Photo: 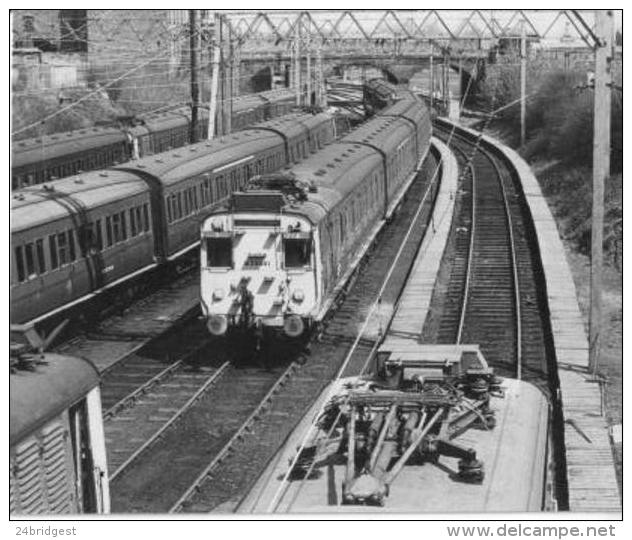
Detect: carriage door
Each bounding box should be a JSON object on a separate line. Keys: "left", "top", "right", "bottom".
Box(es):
{"left": 68, "top": 400, "right": 98, "bottom": 512}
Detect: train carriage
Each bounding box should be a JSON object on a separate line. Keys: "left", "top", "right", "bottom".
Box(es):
{"left": 11, "top": 88, "right": 296, "bottom": 188}
{"left": 11, "top": 111, "right": 338, "bottom": 334}
{"left": 10, "top": 349, "right": 109, "bottom": 514}
{"left": 12, "top": 127, "right": 129, "bottom": 190}
{"left": 11, "top": 174, "right": 155, "bottom": 326}
{"left": 200, "top": 94, "right": 431, "bottom": 337}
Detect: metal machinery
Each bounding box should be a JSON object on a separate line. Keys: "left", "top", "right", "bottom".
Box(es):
{"left": 292, "top": 345, "right": 503, "bottom": 506}
{"left": 10, "top": 345, "right": 110, "bottom": 514}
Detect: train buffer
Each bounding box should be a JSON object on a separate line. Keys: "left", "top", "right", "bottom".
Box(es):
{"left": 292, "top": 344, "right": 504, "bottom": 506}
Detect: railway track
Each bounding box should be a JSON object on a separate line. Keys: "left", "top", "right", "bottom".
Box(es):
{"left": 166, "top": 148, "right": 443, "bottom": 513}
{"left": 431, "top": 124, "right": 552, "bottom": 391}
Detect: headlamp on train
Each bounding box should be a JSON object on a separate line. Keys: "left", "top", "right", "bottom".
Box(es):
{"left": 207, "top": 315, "right": 228, "bottom": 336}
{"left": 284, "top": 315, "right": 305, "bottom": 337}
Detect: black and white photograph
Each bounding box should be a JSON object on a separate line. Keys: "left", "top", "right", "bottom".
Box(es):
{"left": 8, "top": 6, "right": 624, "bottom": 528}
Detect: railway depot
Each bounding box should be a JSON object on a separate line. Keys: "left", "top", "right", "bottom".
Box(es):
{"left": 10, "top": 9, "right": 621, "bottom": 522}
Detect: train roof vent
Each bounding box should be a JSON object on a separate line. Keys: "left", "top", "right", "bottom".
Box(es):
{"left": 13, "top": 193, "right": 25, "bottom": 200}
{"left": 99, "top": 172, "right": 109, "bottom": 177}
{"left": 155, "top": 159, "right": 164, "bottom": 163}
{"left": 334, "top": 158, "right": 342, "bottom": 163}
{"left": 172, "top": 153, "right": 181, "bottom": 158}
{"left": 314, "top": 169, "right": 327, "bottom": 176}
{"left": 74, "top": 177, "right": 84, "bottom": 184}
{"left": 326, "top": 163, "right": 335, "bottom": 169}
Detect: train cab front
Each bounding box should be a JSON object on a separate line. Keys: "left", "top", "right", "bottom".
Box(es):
{"left": 200, "top": 191, "right": 318, "bottom": 339}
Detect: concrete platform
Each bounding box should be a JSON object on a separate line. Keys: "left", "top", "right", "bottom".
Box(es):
{"left": 436, "top": 118, "right": 621, "bottom": 515}
{"left": 386, "top": 136, "right": 458, "bottom": 340}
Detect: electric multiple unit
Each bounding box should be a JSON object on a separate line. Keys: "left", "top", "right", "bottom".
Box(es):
{"left": 200, "top": 89, "right": 432, "bottom": 337}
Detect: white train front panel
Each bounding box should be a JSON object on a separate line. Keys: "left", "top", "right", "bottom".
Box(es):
{"left": 201, "top": 211, "right": 320, "bottom": 337}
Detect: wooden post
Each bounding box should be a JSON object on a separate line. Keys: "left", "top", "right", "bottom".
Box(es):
{"left": 207, "top": 14, "right": 221, "bottom": 140}
{"left": 588, "top": 10, "right": 613, "bottom": 376}
{"left": 225, "top": 20, "right": 233, "bottom": 135}
{"left": 520, "top": 19, "right": 527, "bottom": 147}
{"left": 189, "top": 9, "right": 200, "bottom": 144}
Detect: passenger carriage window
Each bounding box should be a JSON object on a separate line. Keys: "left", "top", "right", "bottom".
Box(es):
{"left": 205, "top": 237, "right": 232, "bottom": 268}
{"left": 67, "top": 230, "right": 76, "bottom": 261}
{"left": 14, "top": 246, "right": 25, "bottom": 282}
{"left": 177, "top": 192, "right": 183, "bottom": 219}
{"left": 120, "top": 213, "right": 127, "bottom": 241}
{"left": 112, "top": 214, "right": 120, "bottom": 242}
{"left": 284, "top": 237, "right": 312, "bottom": 268}
{"left": 57, "top": 232, "right": 68, "bottom": 265}
{"left": 143, "top": 204, "right": 150, "bottom": 232}
{"left": 49, "top": 235, "right": 58, "bottom": 269}
{"left": 217, "top": 175, "right": 225, "bottom": 198}
{"left": 130, "top": 208, "right": 137, "bottom": 237}
{"left": 105, "top": 216, "right": 113, "bottom": 247}
{"left": 134, "top": 207, "right": 142, "bottom": 235}
{"left": 183, "top": 190, "right": 190, "bottom": 216}
{"left": 36, "top": 239, "right": 46, "bottom": 274}
{"left": 166, "top": 197, "right": 172, "bottom": 223}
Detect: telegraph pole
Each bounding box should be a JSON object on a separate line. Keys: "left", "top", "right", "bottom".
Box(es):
{"left": 189, "top": 9, "right": 200, "bottom": 144}
{"left": 208, "top": 12, "right": 221, "bottom": 140}
{"left": 226, "top": 21, "right": 233, "bottom": 135}
{"left": 520, "top": 19, "right": 527, "bottom": 147}
{"left": 588, "top": 10, "right": 613, "bottom": 376}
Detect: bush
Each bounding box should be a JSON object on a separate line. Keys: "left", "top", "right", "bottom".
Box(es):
{"left": 477, "top": 59, "right": 622, "bottom": 173}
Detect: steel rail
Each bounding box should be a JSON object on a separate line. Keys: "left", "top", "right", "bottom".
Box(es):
{"left": 168, "top": 361, "right": 300, "bottom": 512}
{"left": 110, "top": 360, "right": 230, "bottom": 480}
{"left": 103, "top": 359, "right": 184, "bottom": 419}
{"left": 440, "top": 127, "right": 522, "bottom": 379}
